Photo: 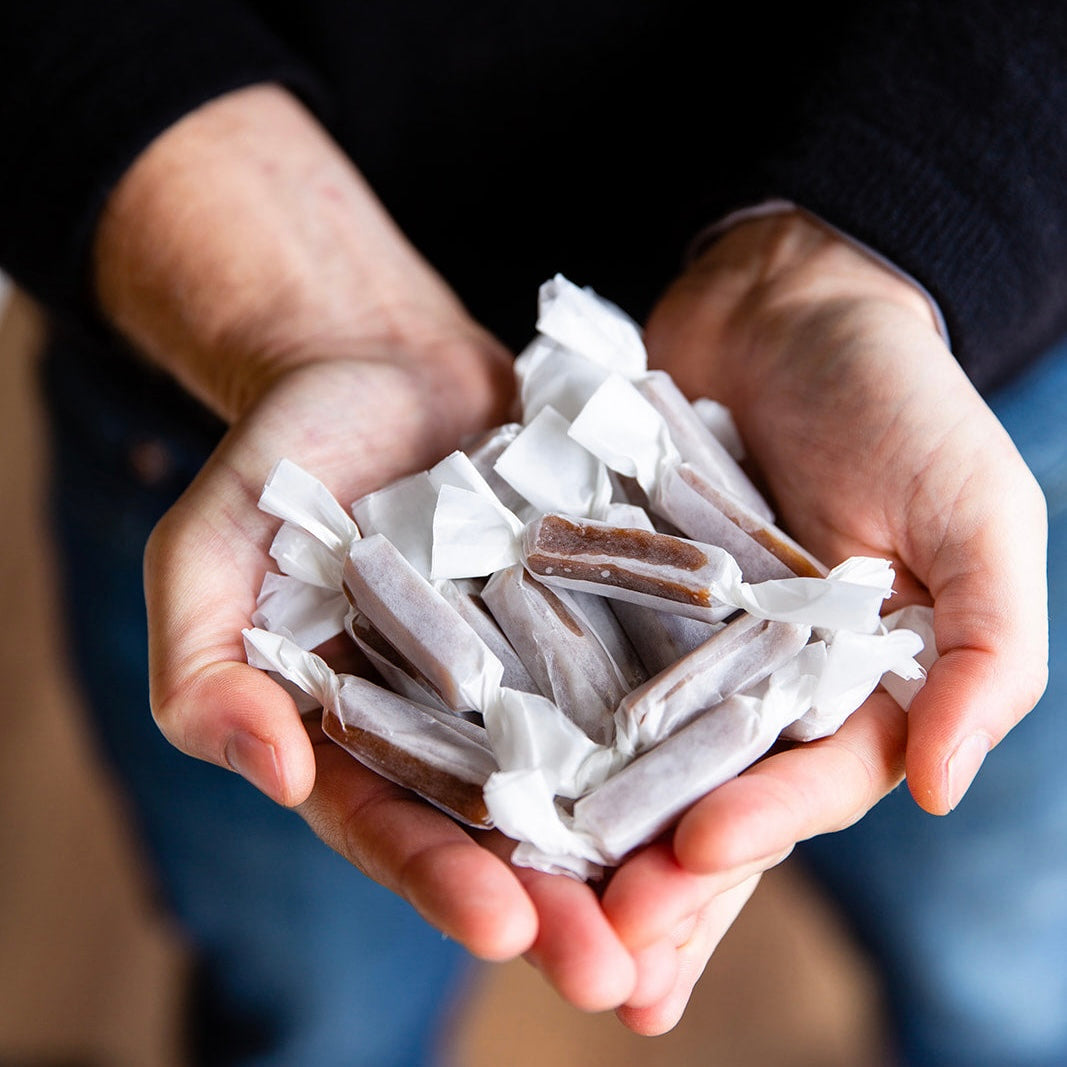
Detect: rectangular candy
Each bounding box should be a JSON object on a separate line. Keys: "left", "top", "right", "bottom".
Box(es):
{"left": 343, "top": 534, "right": 504, "bottom": 713}
{"left": 481, "top": 564, "right": 631, "bottom": 745}
{"left": 521, "top": 513, "right": 738, "bottom": 622}
{"left": 572, "top": 694, "right": 784, "bottom": 863}
{"left": 615, "top": 613, "right": 811, "bottom": 753}
{"left": 323, "top": 673, "right": 495, "bottom": 827}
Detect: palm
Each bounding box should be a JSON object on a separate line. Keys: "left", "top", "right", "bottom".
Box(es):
{"left": 144, "top": 353, "right": 687, "bottom": 1014}
{"left": 640, "top": 260, "right": 1046, "bottom": 861}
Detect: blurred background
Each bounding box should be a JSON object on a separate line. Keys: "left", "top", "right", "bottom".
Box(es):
{"left": 0, "top": 284, "right": 889, "bottom": 1066}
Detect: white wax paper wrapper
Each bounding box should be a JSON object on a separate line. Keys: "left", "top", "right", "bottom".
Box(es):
{"left": 485, "top": 686, "right": 618, "bottom": 799}
{"left": 727, "top": 556, "right": 895, "bottom": 634}
{"left": 351, "top": 451, "right": 500, "bottom": 578}
{"left": 252, "top": 571, "right": 348, "bottom": 652}
{"left": 258, "top": 459, "right": 361, "bottom": 587}
{"left": 484, "top": 768, "right": 608, "bottom": 880}
{"left": 569, "top": 373, "right": 679, "bottom": 491}
{"left": 268, "top": 522, "right": 347, "bottom": 590}
{"left": 254, "top": 459, "right": 361, "bottom": 646}
{"left": 482, "top": 565, "right": 634, "bottom": 746}
{"left": 514, "top": 275, "right": 647, "bottom": 424}
{"left": 244, "top": 625, "right": 340, "bottom": 709}
{"left": 535, "top": 274, "right": 648, "bottom": 379}
{"left": 515, "top": 337, "right": 615, "bottom": 425}
{"left": 493, "top": 406, "right": 613, "bottom": 519}
{"left": 693, "top": 396, "right": 746, "bottom": 461}
{"left": 345, "top": 533, "right": 506, "bottom": 713}
{"left": 614, "top": 616, "right": 811, "bottom": 757}
{"left": 431, "top": 484, "right": 525, "bottom": 579}
{"left": 777, "top": 625, "right": 926, "bottom": 741}
{"left": 464, "top": 423, "right": 529, "bottom": 515}
{"left": 879, "top": 604, "right": 938, "bottom": 711}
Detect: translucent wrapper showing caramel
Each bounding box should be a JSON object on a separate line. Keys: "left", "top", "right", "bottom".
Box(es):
{"left": 244, "top": 274, "right": 931, "bottom": 880}
{"left": 244, "top": 628, "right": 496, "bottom": 827}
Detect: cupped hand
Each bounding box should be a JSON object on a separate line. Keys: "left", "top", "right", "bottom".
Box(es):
{"left": 94, "top": 81, "right": 683, "bottom": 1015}
{"left": 629, "top": 209, "right": 1046, "bottom": 878}
{"left": 583, "top": 211, "right": 1049, "bottom": 1030}
{"left": 143, "top": 348, "right": 703, "bottom": 1013}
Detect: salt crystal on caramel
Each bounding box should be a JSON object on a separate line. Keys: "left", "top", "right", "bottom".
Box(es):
{"left": 521, "top": 513, "right": 739, "bottom": 622}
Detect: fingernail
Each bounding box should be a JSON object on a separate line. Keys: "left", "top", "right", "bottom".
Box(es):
{"left": 947, "top": 734, "right": 990, "bottom": 811}
{"left": 225, "top": 732, "right": 283, "bottom": 803}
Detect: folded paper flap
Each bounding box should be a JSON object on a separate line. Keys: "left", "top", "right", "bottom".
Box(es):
{"left": 493, "top": 406, "right": 613, "bottom": 519}
{"left": 569, "top": 373, "right": 679, "bottom": 491}
{"left": 351, "top": 470, "right": 438, "bottom": 576}
{"left": 516, "top": 339, "right": 612, "bottom": 424}
{"left": 431, "top": 484, "right": 525, "bottom": 580}
{"left": 536, "top": 274, "right": 647, "bottom": 378}
{"left": 483, "top": 768, "right": 608, "bottom": 879}
{"left": 269, "top": 521, "right": 347, "bottom": 589}
{"left": 485, "top": 686, "right": 617, "bottom": 798}
{"left": 878, "top": 604, "right": 937, "bottom": 712}
{"left": 353, "top": 451, "right": 501, "bottom": 578}
{"left": 243, "top": 626, "right": 339, "bottom": 710}
{"left": 252, "top": 572, "right": 348, "bottom": 651}
{"left": 259, "top": 458, "right": 360, "bottom": 556}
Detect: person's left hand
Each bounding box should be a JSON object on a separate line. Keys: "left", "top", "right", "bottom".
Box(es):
{"left": 587, "top": 212, "right": 1049, "bottom": 1033}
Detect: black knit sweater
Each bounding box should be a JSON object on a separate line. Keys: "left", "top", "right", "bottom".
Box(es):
{"left": 2, "top": 0, "right": 1065, "bottom": 392}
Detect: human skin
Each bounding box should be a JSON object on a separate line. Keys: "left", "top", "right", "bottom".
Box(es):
{"left": 93, "top": 85, "right": 1048, "bottom": 1035}
{"left": 605, "top": 213, "right": 1048, "bottom": 1031}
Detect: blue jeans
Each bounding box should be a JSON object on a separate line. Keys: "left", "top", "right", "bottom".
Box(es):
{"left": 799, "top": 337, "right": 1067, "bottom": 1067}
{"left": 43, "top": 334, "right": 1067, "bottom": 1066}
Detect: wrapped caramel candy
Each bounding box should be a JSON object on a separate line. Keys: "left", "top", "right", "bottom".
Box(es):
{"left": 481, "top": 564, "right": 637, "bottom": 745}
{"left": 615, "top": 613, "right": 811, "bottom": 755}
{"left": 242, "top": 273, "right": 932, "bottom": 881}
{"left": 244, "top": 628, "right": 496, "bottom": 827}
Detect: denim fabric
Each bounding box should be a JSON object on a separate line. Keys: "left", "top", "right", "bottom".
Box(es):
{"left": 41, "top": 342, "right": 471, "bottom": 1067}
{"left": 800, "top": 336, "right": 1067, "bottom": 1067}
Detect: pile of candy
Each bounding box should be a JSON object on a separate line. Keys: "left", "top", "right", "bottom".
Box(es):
{"left": 244, "top": 276, "right": 933, "bottom": 879}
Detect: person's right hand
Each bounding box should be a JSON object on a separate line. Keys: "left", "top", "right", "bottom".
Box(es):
{"left": 92, "top": 82, "right": 720, "bottom": 1020}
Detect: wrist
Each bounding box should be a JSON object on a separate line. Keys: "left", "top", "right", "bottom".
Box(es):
{"left": 93, "top": 83, "right": 497, "bottom": 422}
{"left": 647, "top": 211, "right": 941, "bottom": 410}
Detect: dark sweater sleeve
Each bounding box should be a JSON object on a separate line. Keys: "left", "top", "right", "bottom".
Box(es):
{"left": 0, "top": 1, "right": 328, "bottom": 327}
{"left": 725, "top": 1, "right": 1067, "bottom": 392}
